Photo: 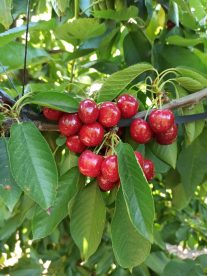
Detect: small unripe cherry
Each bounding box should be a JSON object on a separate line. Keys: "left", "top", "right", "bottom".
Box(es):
{"left": 117, "top": 94, "right": 139, "bottom": 118}
{"left": 101, "top": 155, "right": 119, "bottom": 183}
{"left": 143, "top": 159, "right": 155, "bottom": 181}
{"left": 97, "top": 175, "right": 117, "bottom": 191}
{"left": 66, "top": 135, "right": 86, "bottom": 153}
{"left": 79, "top": 122, "right": 104, "bottom": 147}
{"left": 130, "top": 118, "right": 153, "bottom": 144}
{"left": 98, "top": 102, "right": 121, "bottom": 127}
{"left": 78, "top": 99, "right": 99, "bottom": 124}
{"left": 156, "top": 124, "right": 178, "bottom": 145}
{"left": 148, "top": 109, "right": 174, "bottom": 133}
{"left": 58, "top": 113, "right": 82, "bottom": 136}
{"left": 43, "top": 107, "right": 62, "bottom": 121}
{"left": 134, "top": 151, "right": 144, "bottom": 168}
{"left": 78, "top": 150, "right": 103, "bottom": 178}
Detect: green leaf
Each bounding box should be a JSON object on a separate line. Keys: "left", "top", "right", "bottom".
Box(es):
{"left": 70, "top": 184, "right": 106, "bottom": 260}
{"left": 177, "top": 130, "right": 207, "bottom": 197}
{"left": 116, "top": 142, "right": 154, "bottom": 243}
{"left": 8, "top": 122, "right": 58, "bottom": 210}
{"left": 166, "top": 35, "right": 205, "bottom": 47}
{"left": 97, "top": 63, "right": 153, "bottom": 103}
{"left": 23, "top": 91, "right": 79, "bottom": 113}
{"left": 51, "top": 0, "right": 70, "bottom": 16}
{"left": 0, "top": 138, "right": 21, "bottom": 211}
{"left": 175, "top": 77, "right": 204, "bottom": 91}
{"left": 145, "top": 251, "right": 170, "bottom": 275}
{"left": 0, "top": 0, "right": 13, "bottom": 29}
{"left": 175, "top": 67, "right": 207, "bottom": 87}
{"left": 149, "top": 141, "right": 177, "bottom": 169}
{"left": 172, "top": 183, "right": 191, "bottom": 210}
{"left": 111, "top": 189, "right": 151, "bottom": 270}
{"left": 32, "top": 167, "right": 84, "bottom": 240}
{"left": 93, "top": 6, "right": 138, "bottom": 21}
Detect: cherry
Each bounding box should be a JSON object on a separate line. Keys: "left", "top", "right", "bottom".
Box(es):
{"left": 97, "top": 175, "right": 117, "bottom": 191}
{"left": 43, "top": 107, "right": 62, "bottom": 121}
{"left": 156, "top": 124, "right": 178, "bottom": 145}
{"left": 148, "top": 109, "right": 174, "bottom": 133}
{"left": 130, "top": 118, "right": 153, "bottom": 144}
{"left": 78, "top": 150, "right": 103, "bottom": 177}
{"left": 134, "top": 151, "right": 144, "bottom": 168}
{"left": 98, "top": 102, "right": 121, "bottom": 127}
{"left": 66, "top": 135, "right": 86, "bottom": 153}
{"left": 117, "top": 94, "right": 139, "bottom": 118}
{"left": 78, "top": 99, "right": 99, "bottom": 124}
{"left": 143, "top": 159, "right": 155, "bottom": 181}
{"left": 79, "top": 122, "right": 104, "bottom": 147}
{"left": 101, "top": 155, "right": 119, "bottom": 183}
{"left": 166, "top": 20, "right": 176, "bottom": 30}
{"left": 58, "top": 113, "right": 82, "bottom": 136}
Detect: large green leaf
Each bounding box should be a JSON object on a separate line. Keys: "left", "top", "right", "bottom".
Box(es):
{"left": 149, "top": 141, "right": 177, "bottom": 169}
{"left": 0, "top": 0, "right": 13, "bottom": 29}
{"left": 166, "top": 35, "right": 205, "bottom": 47}
{"left": 175, "top": 67, "right": 207, "bottom": 87}
{"left": 111, "top": 189, "right": 151, "bottom": 270}
{"left": 8, "top": 122, "right": 58, "bottom": 210}
{"left": 97, "top": 63, "right": 153, "bottom": 102}
{"left": 51, "top": 0, "right": 69, "bottom": 16}
{"left": 177, "top": 130, "right": 207, "bottom": 197}
{"left": 70, "top": 183, "right": 106, "bottom": 260}
{"left": 93, "top": 6, "right": 138, "bottom": 21}
{"left": 116, "top": 142, "right": 154, "bottom": 243}
{"left": 0, "top": 138, "right": 21, "bottom": 211}
{"left": 172, "top": 183, "right": 191, "bottom": 210}
{"left": 175, "top": 77, "right": 204, "bottom": 91}
{"left": 23, "top": 91, "right": 79, "bottom": 113}
{"left": 32, "top": 167, "right": 84, "bottom": 240}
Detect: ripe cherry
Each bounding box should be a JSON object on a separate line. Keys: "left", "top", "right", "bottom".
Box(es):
{"left": 78, "top": 150, "right": 103, "bottom": 177}
{"left": 98, "top": 102, "right": 121, "bottom": 127}
{"left": 143, "top": 159, "right": 155, "bottom": 181}
{"left": 43, "top": 107, "right": 62, "bottom": 121}
{"left": 97, "top": 175, "right": 117, "bottom": 191}
{"left": 66, "top": 135, "right": 86, "bottom": 153}
{"left": 156, "top": 124, "right": 178, "bottom": 145}
{"left": 101, "top": 155, "right": 119, "bottom": 183}
{"left": 58, "top": 113, "right": 82, "bottom": 136}
{"left": 78, "top": 99, "right": 99, "bottom": 124}
{"left": 134, "top": 151, "right": 144, "bottom": 168}
{"left": 130, "top": 118, "right": 153, "bottom": 144}
{"left": 79, "top": 122, "right": 104, "bottom": 147}
{"left": 117, "top": 94, "right": 139, "bottom": 118}
{"left": 148, "top": 109, "right": 174, "bottom": 133}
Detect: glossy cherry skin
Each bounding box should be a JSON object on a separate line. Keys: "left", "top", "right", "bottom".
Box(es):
{"left": 66, "top": 135, "right": 86, "bottom": 153}
{"left": 78, "top": 150, "right": 103, "bottom": 177}
{"left": 134, "top": 151, "right": 144, "bottom": 168}
{"left": 78, "top": 99, "right": 99, "bottom": 124}
{"left": 148, "top": 109, "right": 174, "bottom": 133}
{"left": 101, "top": 155, "right": 119, "bottom": 183}
{"left": 98, "top": 102, "right": 121, "bottom": 127}
{"left": 156, "top": 124, "right": 178, "bottom": 145}
{"left": 117, "top": 94, "right": 139, "bottom": 118}
{"left": 58, "top": 113, "right": 82, "bottom": 136}
{"left": 43, "top": 107, "right": 62, "bottom": 121}
{"left": 130, "top": 118, "right": 153, "bottom": 144}
{"left": 97, "top": 175, "right": 117, "bottom": 191}
{"left": 143, "top": 159, "right": 155, "bottom": 181}
{"left": 79, "top": 122, "right": 104, "bottom": 147}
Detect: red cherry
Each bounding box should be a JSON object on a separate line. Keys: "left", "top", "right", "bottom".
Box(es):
{"left": 78, "top": 99, "right": 99, "bottom": 124}
{"left": 101, "top": 155, "right": 119, "bottom": 183}
{"left": 148, "top": 109, "right": 174, "bottom": 133}
{"left": 79, "top": 122, "right": 104, "bottom": 147}
{"left": 130, "top": 118, "right": 153, "bottom": 144}
{"left": 156, "top": 124, "right": 178, "bottom": 145}
{"left": 78, "top": 150, "right": 103, "bottom": 177}
{"left": 43, "top": 107, "right": 62, "bottom": 121}
{"left": 166, "top": 20, "right": 176, "bottom": 30}
{"left": 66, "top": 135, "right": 86, "bottom": 153}
{"left": 117, "top": 94, "right": 139, "bottom": 118}
{"left": 58, "top": 113, "right": 82, "bottom": 136}
{"left": 143, "top": 159, "right": 155, "bottom": 181}
{"left": 134, "top": 151, "right": 144, "bottom": 168}
{"left": 98, "top": 102, "right": 121, "bottom": 127}
{"left": 97, "top": 175, "right": 117, "bottom": 191}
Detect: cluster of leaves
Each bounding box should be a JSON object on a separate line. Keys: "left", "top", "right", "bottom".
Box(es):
{"left": 1, "top": 0, "right": 207, "bottom": 274}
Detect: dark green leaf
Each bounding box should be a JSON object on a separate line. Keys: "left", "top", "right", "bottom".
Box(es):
{"left": 172, "top": 183, "right": 191, "bottom": 210}
{"left": 116, "top": 142, "right": 154, "bottom": 242}
{"left": 8, "top": 122, "right": 58, "bottom": 210}
{"left": 166, "top": 36, "right": 205, "bottom": 47}
{"left": 32, "top": 167, "right": 84, "bottom": 240}
{"left": 93, "top": 6, "right": 138, "bottom": 21}
{"left": 111, "top": 189, "right": 151, "bottom": 270}
{"left": 70, "top": 183, "right": 106, "bottom": 260}
{"left": 97, "top": 63, "right": 153, "bottom": 103}
{"left": 145, "top": 251, "right": 170, "bottom": 275}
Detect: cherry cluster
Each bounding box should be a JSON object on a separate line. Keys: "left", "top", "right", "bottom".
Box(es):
{"left": 43, "top": 94, "right": 177, "bottom": 191}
